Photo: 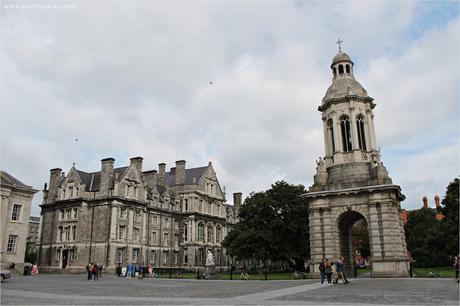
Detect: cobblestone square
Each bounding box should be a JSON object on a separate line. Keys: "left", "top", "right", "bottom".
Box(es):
{"left": 1, "top": 274, "right": 458, "bottom": 305}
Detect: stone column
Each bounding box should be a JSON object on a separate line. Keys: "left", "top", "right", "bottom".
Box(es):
{"left": 322, "top": 116, "right": 330, "bottom": 156}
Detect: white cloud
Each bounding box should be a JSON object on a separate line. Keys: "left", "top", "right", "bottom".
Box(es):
{"left": 0, "top": 1, "right": 457, "bottom": 215}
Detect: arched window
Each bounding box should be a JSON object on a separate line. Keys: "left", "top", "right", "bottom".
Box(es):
{"left": 333, "top": 67, "right": 337, "bottom": 78}
{"left": 356, "top": 115, "right": 367, "bottom": 150}
{"left": 346, "top": 65, "right": 350, "bottom": 74}
{"left": 338, "top": 65, "right": 344, "bottom": 74}
{"left": 327, "top": 118, "right": 335, "bottom": 152}
{"left": 340, "top": 116, "right": 352, "bottom": 152}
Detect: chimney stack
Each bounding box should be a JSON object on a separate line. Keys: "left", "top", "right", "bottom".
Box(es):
{"left": 100, "top": 158, "right": 115, "bottom": 196}
{"left": 130, "top": 156, "right": 143, "bottom": 173}
{"left": 175, "top": 160, "right": 186, "bottom": 185}
{"left": 422, "top": 196, "right": 428, "bottom": 209}
{"left": 158, "top": 163, "right": 166, "bottom": 186}
{"left": 47, "top": 168, "right": 62, "bottom": 203}
{"left": 233, "top": 192, "right": 242, "bottom": 211}
{"left": 434, "top": 195, "right": 441, "bottom": 208}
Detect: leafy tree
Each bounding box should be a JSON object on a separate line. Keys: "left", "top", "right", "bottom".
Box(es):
{"left": 404, "top": 208, "right": 442, "bottom": 267}
{"left": 437, "top": 178, "right": 459, "bottom": 257}
{"left": 404, "top": 179, "right": 459, "bottom": 267}
{"left": 222, "top": 181, "right": 309, "bottom": 270}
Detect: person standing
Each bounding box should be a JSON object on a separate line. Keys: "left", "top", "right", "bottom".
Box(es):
{"left": 325, "top": 259, "right": 333, "bottom": 284}
{"left": 319, "top": 259, "right": 326, "bottom": 285}
{"left": 86, "top": 263, "right": 92, "bottom": 280}
{"left": 97, "top": 263, "right": 103, "bottom": 279}
{"left": 454, "top": 255, "right": 459, "bottom": 282}
{"left": 92, "top": 263, "right": 98, "bottom": 280}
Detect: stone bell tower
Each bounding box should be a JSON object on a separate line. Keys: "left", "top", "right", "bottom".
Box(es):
{"left": 304, "top": 42, "right": 409, "bottom": 278}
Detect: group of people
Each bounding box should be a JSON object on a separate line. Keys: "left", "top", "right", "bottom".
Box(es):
{"left": 86, "top": 263, "right": 103, "bottom": 280}
{"left": 116, "top": 263, "right": 157, "bottom": 278}
{"left": 318, "top": 256, "right": 349, "bottom": 285}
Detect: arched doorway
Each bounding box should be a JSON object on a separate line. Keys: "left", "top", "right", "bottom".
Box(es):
{"left": 337, "top": 211, "right": 371, "bottom": 277}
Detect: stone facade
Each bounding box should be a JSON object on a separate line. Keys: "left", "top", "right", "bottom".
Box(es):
{"left": 0, "top": 171, "right": 38, "bottom": 270}
{"left": 26, "top": 216, "right": 40, "bottom": 256}
{"left": 38, "top": 157, "right": 239, "bottom": 273}
{"left": 304, "top": 50, "right": 409, "bottom": 277}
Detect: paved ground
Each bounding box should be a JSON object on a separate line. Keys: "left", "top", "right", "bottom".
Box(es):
{"left": 1, "top": 274, "right": 458, "bottom": 305}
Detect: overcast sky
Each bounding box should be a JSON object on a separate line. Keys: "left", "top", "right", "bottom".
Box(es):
{"left": 1, "top": 1, "right": 458, "bottom": 216}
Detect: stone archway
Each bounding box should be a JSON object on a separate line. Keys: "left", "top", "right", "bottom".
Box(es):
{"left": 337, "top": 210, "right": 369, "bottom": 277}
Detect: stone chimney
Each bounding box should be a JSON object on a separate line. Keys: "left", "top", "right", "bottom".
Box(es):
{"left": 130, "top": 156, "right": 143, "bottom": 173}
{"left": 434, "top": 195, "right": 441, "bottom": 208}
{"left": 158, "top": 163, "right": 166, "bottom": 186}
{"left": 233, "top": 192, "right": 242, "bottom": 211}
{"left": 422, "top": 196, "right": 428, "bottom": 209}
{"left": 143, "top": 170, "right": 157, "bottom": 190}
{"left": 100, "top": 158, "right": 115, "bottom": 196}
{"left": 47, "top": 168, "right": 62, "bottom": 203}
{"left": 175, "top": 160, "right": 186, "bottom": 185}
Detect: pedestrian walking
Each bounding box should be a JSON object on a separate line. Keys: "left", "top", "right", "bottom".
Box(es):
{"left": 325, "top": 259, "right": 333, "bottom": 284}
{"left": 319, "top": 259, "right": 326, "bottom": 285}
{"left": 333, "top": 256, "right": 349, "bottom": 284}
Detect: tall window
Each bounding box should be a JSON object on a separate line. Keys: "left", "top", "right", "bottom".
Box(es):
{"left": 327, "top": 119, "right": 335, "bottom": 152}
{"left": 11, "top": 204, "right": 21, "bottom": 221}
{"left": 197, "top": 223, "right": 204, "bottom": 242}
{"left": 58, "top": 226, "right": 63, "bottom": 242}
{"left": 65, "top": 227, "right": 70, "bottom": 241}
{"left": 184, "top": 225, "right": 188, "bottom": 241}
{"left": 356, "top": 115, "right": 367, "bottom": 150}
{"left": 116, "top": 248, "right": 124, "bottom": 263}
{"left": 7, "top": 235, "right": 18, "bottom": 252}
{"left": 134, "top": 210, "right": 141, "bottom": 222}
{"left": 163, "top": 233, "right": 169, "bottom": 246}
{"left": 152, "top": 215, "right": 158, "bottom": 225}
{"left": 72, "top": 226, "right": 77, "bottom": 241}
{"left": 207, "top": 226, "right": 213, "bottom": 243}
{"left": 184, "top": 199, "right": 188, "bottom": 211}
{"left": 340, "top": 116, "right": 352, "bottom": 152}
{"left": 151, "top": 231, "right": 157, "bottom": 244}
{"left": 132, "top": 248, "right": 139, "bottom": 263}
{"left": 118, "top": 225, "right": 126, "bottom": 240}
{"left": 118, "top": 207, "right": 126, "bottom": 219}
{"left": 73, "top": 208, "right": 78, "bottom": 219}
{"left": 216, "top": 227, "right": 222, "bottom": 243}
{"left": 133, "top": 228, "right": 140, "bottom": 242}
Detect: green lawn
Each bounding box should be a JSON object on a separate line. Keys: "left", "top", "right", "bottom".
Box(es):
{"left": 413, "top": 267, "right": 456, "bottom": 278}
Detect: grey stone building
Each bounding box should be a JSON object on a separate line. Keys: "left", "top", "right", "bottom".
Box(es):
{"left": 26, "top": 216, "right": 40, "bottom": 257}
{"left": 38, "top": 157, "right": 239, "bottom": 272}
{"left": 0, "top": 171, "right": 38, "bottom": 270}
{"left": 304, "top": 49, "right": 409, "bottom": 277}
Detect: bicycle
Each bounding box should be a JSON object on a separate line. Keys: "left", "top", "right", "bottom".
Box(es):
{"left": 240, "top": 272, "right": 250, "bottom": 280}
{"left": 201, "top": 272, "right": 211, "bottom": 279}
{"left": 293, "top": 271, "right": 308, "bottom": 279}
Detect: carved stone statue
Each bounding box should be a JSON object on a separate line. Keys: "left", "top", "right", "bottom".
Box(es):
{"left": 205, "top": 250, "right": 215, "bottom": 266}
{"left": 316, "top": 157, "right": 326, "bottom": 174}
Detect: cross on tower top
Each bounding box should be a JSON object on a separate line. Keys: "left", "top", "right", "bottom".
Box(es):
{"left": 336, "top": 38, "right": 343, "bottom": 52}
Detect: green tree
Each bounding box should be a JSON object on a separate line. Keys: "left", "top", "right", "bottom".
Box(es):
{"left": 222, "top": 181, "right": 309, "bottom": 270}
{"left": 438, "top": 178, "right": 459, "bottom": 257}
{"left": 404, "top": 208, "right": 442, "bottom": 267}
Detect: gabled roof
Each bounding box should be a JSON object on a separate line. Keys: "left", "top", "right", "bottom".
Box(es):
{"left": 0, "top": 170, "right": 37, "bottom": 192}
{"left": 75, "top": 167, "right": 128, "bottom": 191}
{"left": 165, "top": 166, "right": 207, "bottom": 187}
